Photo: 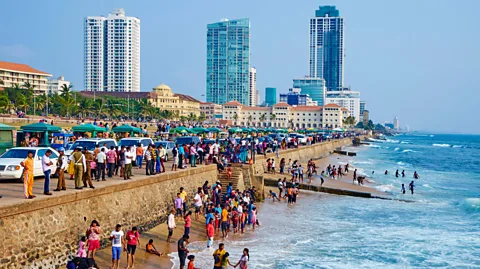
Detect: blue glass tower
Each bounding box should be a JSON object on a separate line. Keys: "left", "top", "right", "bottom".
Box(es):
{"left": 293, "top": 78, "right": 326, "bottom": 106}
{"left": 206, "top": 18, "right": 250, "bottom": 105}
{"left": 310, "top": 6, "right": 344, "bottom": 91}
{"left": 265, "top": 87, "right": 277, "bottom": 106}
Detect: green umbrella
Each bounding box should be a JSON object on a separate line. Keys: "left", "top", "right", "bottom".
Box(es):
{"left": 0, "top": 123, "right": 15, "bottom": 131}
{"left": 21, "top": 122, "right": 62, "bottom": 132}
{"left": 297, "top": 130, "right": 306, "bottom": 134}
{"left": 208, "top": 127, "right": 222, "bottom": 132}
{"left": 112, "top": 124, "right": 142, "bottom": 133}
{"left": 242, "top": 128, "right": 251, "bottom": 133}
{"left": 170, "top": 127, "right": 191, "bottom": 134}
{"left": 72, "top": 123, "right": 106, "bottom": 133}
{"left": 228, "top": 128, "right": 243, "bottom": 133}
{"left": 192, "top": 127, "right": 209, "bottom": 133}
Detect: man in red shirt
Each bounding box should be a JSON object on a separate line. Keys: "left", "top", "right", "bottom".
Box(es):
{"left": 125, "top": 226, "right": 140, "bottom": 269}
{"left": 207, "top": 219, "right": 215, "bottom": 248}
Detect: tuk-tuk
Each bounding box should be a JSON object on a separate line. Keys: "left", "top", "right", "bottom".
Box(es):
{"left": 51, "top": 133, "right": 75, "bottom": 151}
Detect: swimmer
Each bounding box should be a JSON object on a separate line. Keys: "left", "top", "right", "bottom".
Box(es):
{"left": 401, "top": 170, "right": 405, "bottom": 177}
{"left": 414, "top": 171, "right": 420, "bottom": 179}
{"left": 395, "top": 170, "right": 399, "bottom": 178}
{"left": 401, "top": 184, "right": 406, "bottom": 194}
{"left": 385, "top": 170, "right": 388, "bottom": 175}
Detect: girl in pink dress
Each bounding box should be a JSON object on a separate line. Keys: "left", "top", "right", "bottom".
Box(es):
{"left": 77, "top": 236, "right": 87, "bottom": 258}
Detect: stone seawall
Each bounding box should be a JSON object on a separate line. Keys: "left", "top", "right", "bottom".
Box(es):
{"left": 0, "top": 137, "right": 357, "bottom": 269}
{"left": 0, "top": 166, "right": 218, "bottom": 269}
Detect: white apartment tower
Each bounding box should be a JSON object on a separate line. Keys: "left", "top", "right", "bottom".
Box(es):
{"left": 249, "top": 67, "right": 257, "bottom": 107}
{"left": 84, "top": 8, "right": 140, "bottom": 92}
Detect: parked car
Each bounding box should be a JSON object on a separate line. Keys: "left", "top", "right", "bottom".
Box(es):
{"left": 118, "top": 137, "right": 153, "bottom": 151}
{"left": 154, "top": 141, "right": 176, "bottom": 162}
{"left": 0, "top": 147, "right": 59, "bottom": 181}
{"left": 66, "top": 138, "right": 117, "bottom": 156}
{"left": 175, "top": 136, "right": 201, "bottom": 146}
{"left": 288, "top": 133, "right": 307, "bottom": 145}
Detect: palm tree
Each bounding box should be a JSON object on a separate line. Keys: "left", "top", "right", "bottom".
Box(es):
{"left": 270, "top": 114, "right": 276, "bottom": 127}
{"left": 58, "top": 95, "right": 75, "bottom": 117}
{"left": 137, "top": 98, "right": 151, "bottom": 118}
{"left": 198, "top": 112, "right": 207, "bottom": 122}
{"left": 0, "top": 95, "right": 12, "bottom": 113}
{"left": 259, "top": 113, "right": 266, "bottom": 127}
{"left": 34, "top": 94, "right": 46, "bottom": 115}
{"left": 93, "top": 98, "right": 105, "bottom": 117}
{"left": 248, "top": 115, "right": 253, "bottom": 126}
{"left": 60, "top": 84, "right": 73, "bottom": 98}
{"left": 79, "top": 99, "right": 94, "bottom": 118}
{"left": 16, "top": 94, "right": 29, "bottom": 113}
{"left": 232, "top": 113, "right": 238, "bottom": 126}
{"left": 179, "top": 116, "right": 187, "bottom": 123}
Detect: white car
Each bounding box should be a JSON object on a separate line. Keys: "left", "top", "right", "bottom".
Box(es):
{"left": 0, "top": 147, "right": 59, "bottom": 181}
{"left": 65, "top": 138, "right": 117, "bottom": 156}
{"left": 118, "top": 137, "right": 153, "bottom": 151}
{"left": 288, "top": 133, "right": 308, "bottom": 145}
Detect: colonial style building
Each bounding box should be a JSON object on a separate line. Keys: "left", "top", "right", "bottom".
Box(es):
{"left": 222, "top": 101, "right": 349, "bottom": 129}
{"left": 80, "top": 83, "right": 200, "bottom": 118}
{"left": 200, "top": 102, "right": 222, "bottom": 119}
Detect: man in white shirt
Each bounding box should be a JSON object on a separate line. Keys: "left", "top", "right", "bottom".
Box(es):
{"left": 42, "top": 150, "right": 54, "bottom": 195}
{"left": 124, "top": 146, "right": 134, "bottom": 180}
{"left": 213, "top": 141, "right": 219, "bottom": 157}
{"left": 167, "top": 209, "right": 176, "bottom": 243}
{"left": 53, "top": 148, "right": 68, "bottom": 192}
{"left": 193, "top": 191, "right": 203, "bottom": 220}
{"left": 130, "top": 145, "right": 137, "bottom": 167}
{"left": 96, "top": 148, "right": 107, "bottom": 181}
{"left": 159, "top": 145, "right": 166, "bottom": 173}
{"left": 109, "top": 224, "right": 125, "bottom": 268}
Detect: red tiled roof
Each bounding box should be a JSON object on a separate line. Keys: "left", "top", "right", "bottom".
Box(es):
{"left": 324, "top": 103, "right": 342, "bottom": 108}
{"left": 200, "top": 102, "right": 213, "bottom": 105}
{"left": 291, "top": 106, "right": 323, "bottom": 111}
{"left": 0, "top": 61, "right": 50, "bottom": 75}
{"left": 174, "top": 93, "right": 200, "bottom": 103}
{"left": 273, "top": 102, "right": 290, "bottom": 107}
{"left": 242, "top": 106, "right": 270, "bottom": 111}
{"left": 224, "top": 101, "right": 242, "bottom": 106}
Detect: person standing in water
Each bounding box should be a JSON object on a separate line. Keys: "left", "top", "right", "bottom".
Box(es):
{"left": 353, "top": 169, "right": 357, "bottom": 184}
{"left": 401, "top": 184, "right": 406, "bottom": 194}
{"left": 402, "top": 170, "right": 405, "bottom": 177}
{"left": 385, "top": 170, "right": 388, "bottom": 175}
{"left": 395, "top": 170, "right": 399, "bottom": 178}
{"left": 414, "top": 171, "right": 420, "bottom": 179}
{"left": 409, "top": 181, "right": 415, "bottom": 194}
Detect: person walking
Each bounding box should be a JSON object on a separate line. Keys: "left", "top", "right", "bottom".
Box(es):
{"left": 106, "top": 146, "right": 117, "bottom": 178}
{"left": 167, "top": 209, "right": 176, "bottom": 243}
{"left": 124, "top": 146, "right": 133, "bottom": 180}
{"left": 213, "top": 243, "right": 226, "bottom": 269}
{"left": 172, "top": 144, "right": 178, "bottom": 171}
{"left": 109, "top": 224, "right": 125, "bottom": 269}
{"left": 178, "top": 234, "right": 190, "bottom": 269}
{"left": 125, "top": 226, "right": 140, "bottom": 269}
{"left": 41, "top": 149, "right": 54, "bottom": 195}
{"left": 70, "top": 147, "right": 86, "bottom": 189}
{"left": 96, "top": 148, "right": 106, "bottom": 181}
{"left": 207, "top": 219, "right": 215, "bottom": 249}
{"left": 86, "top": 220, "right": 102, "bottom": 260}
{"left": 20, "top": 150, "right": 35, "bottom": 199}
{"left": 53, "top": 148, "right": 68, "bottom": 191}
{"left": 233, "top": 248, "right": 250, "bottom": 269}
{"left": 83, "top": 150, "right": 95, "bottom": 188}
{"left": 178, "top": 143, "right": 185, "bottom": 169}
{"left": 145, "top": 144, "right": 153, "bottom": 175}
{"left": 136, "top": 143, "right": 144, "bottom": 169}
{"left": 159, "top": 144, "right": 166, "bottom": 172}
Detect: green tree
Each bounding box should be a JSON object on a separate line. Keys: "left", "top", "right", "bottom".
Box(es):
{"left": 232, "top": 113, "right": 238, "bottom": 126}
{"left": 16, "top": 94, "right": 28, "bottom": 113}
{"left": 198, "top": 112, "right": 207, "bottom": 122}
{"left": 60, "top": 84, "right": 73, "bottom": 98}
{"left": 137, "top": 98, "right": 151, "bottom": 118}
{"left": 248, "top": 115, "right": 253, "bottom": 126}
{"left": 179, "top": 116, "right": 187, "bottom": 122}
{"left": 57, "top": 95, "right": 75, "bottom": 117}
{"left": 259, "top": 113, "right": 266, "bottom": 127}
{"left": 270, "top": 113, "right": 276, "bottom": 127}
{"left": 79, "top": 98, "right": 94, "bottom": 118}
{"left": 0, "top": 95, "right": 15, "bottom": 113}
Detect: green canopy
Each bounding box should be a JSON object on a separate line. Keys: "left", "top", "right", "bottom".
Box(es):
{"left": 112, "top": 124, "right": 142, "bottom": 133}
{"left": 21, "top": 122, "right": 62, "bottom": 132}
{"left": 0, "top": 123, "right": 15, "bottom": 131}
{"left": 276, "top": 129, "right": 287, "bottom": 133}
{"left": 208, "top": 127, "right": 222, "bottom": 133}
{"left": 228, "top": 128, "right": 243, "bottom": 133}
{"left": 72, "top": 123, "right": 106, "bottom": 133}
{"left": 297, "top": 130, "right": 306, "bottom": 134}
{"left": 242, "top": 128, "right": 251, "bottom": 132}
{"left": 170, "top": 127, "right": 191, "bottom": 134}
{"left": 192, "top": 127, "right": 209, "bottom": 133}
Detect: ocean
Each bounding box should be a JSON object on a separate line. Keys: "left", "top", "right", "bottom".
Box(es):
{"left": 170, "top": 134, "right": 480, "bottom": 268}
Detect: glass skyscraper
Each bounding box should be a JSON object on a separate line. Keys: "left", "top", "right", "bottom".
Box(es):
{"left": 265, "top": 87, "right": 277, "bottom": 106}
{"left": 206, "top": 18, "right": 250, "bottom": 105}
{"left": 293, "top": 78, "right": 326, "bottom": 106}
{"left": 309, "top": 6, "right": 344, "bottom": 91}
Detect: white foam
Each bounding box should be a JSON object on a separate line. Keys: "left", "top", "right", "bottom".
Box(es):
{"left": 433, "top": 143, "right": 451, "bottom": 147}
{"left": 397, "top": 161, "right": 406, "bottom": 166}
{"left": 422, "top": 184, "right": 432, "bottom": 188}
{"left": 375, "top": 184, "right": 396, "bottom": 193}
{"left": 385, "top": 139, "right": 400, "bottom": 143}
{"left": 352, "top": 160, "right": 373, "bottom": 165}
{"left": 394, "top": 147, "right": 400, "bottom": 151}
{"left": 402, "top": 149, "right": 417, "bottom": 153}
{"left": 452, "top": 145, "right": 463, "bottom": 148}
{"left": 366, "top": 144, "right": 381, "bottom": 148}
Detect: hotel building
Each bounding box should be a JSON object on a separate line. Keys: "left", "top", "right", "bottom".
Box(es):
{"left": 0, "top": 61, "right": 51, "bottom": 93}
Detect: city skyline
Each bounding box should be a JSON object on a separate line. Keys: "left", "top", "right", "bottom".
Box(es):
{"left": 0, "top": 0, "right": 479, "bottom": 133}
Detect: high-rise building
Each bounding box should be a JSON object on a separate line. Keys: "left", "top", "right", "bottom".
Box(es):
{"left": 279, "top": 88, "right": 317, "bottom": 106}
{"left": 265, "top": 87, "right": 277, "bottom": 106}
{"left": 84, "top": 8, "right": 140, "bottom": 92}
{"left": 256, "top": 90, "right": 261, "bottom": 105}
{"left": 292, "top": 77, "right": 326, "bottom": 105}
{"left": 394, "top": 117, "right": 399, "bottom": 130}
{"left": 249, "top": 67, "right": 257, "bottom": 106}
{"left": 325, "top": 90, "right": 360, "bottom": 122}
{"left": 359, "top": 101, "right": 366, "bottom": 121}
{"left": 206, "top": 18, "right": 250, "bottom": 105}
{"left": 309, "top": 6, "right": 344, "bottom": 91}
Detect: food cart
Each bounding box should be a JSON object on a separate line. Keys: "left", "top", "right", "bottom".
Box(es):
{"left": 17, "top": 122, "right": 62, "bottom": 147}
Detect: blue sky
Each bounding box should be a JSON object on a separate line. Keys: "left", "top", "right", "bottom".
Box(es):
{"left": 1, "top": 0, "right": 479, "bottom": 133}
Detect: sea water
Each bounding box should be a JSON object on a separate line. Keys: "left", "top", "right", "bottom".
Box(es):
{"left": 170, "top": 134, "right": 480, "bottom": 268}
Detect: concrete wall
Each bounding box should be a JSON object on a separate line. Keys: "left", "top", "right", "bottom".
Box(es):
{"left": 0, "top": 166, "right": 218, "bottom": 269}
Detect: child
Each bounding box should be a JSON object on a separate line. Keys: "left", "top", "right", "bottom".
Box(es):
{"left": 184, "top": 211, "right": 192, "bottom": 236}
{"left": 77, "top": 236, "right": 87, "bottom": 258}
{"left": 226, "top": 166, "right": 232, "bottom": 180}
{"left": 271, "top": 159, "right": 276, "bottom": 174}
{"left": 187, "top": 255, "right": 199, "bottom": 269}
{"left": 175, "top": 193, "right": 183, "bottom": 218}
{"left": 222, "top": 252, "right": 235, "bottom": 269}
{"left": 146, "top": 239, "right": 164, "bottom": 256}
{"left": 268, "top": 190, "right": 280, "bottom": 202}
